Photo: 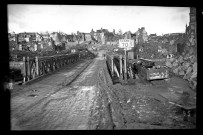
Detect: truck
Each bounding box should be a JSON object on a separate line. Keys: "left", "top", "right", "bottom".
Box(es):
{"left": 107, "top": 50, "right": 169, "bottom": 83}
{"left": 132, "top": 58, "right": 169, "bottom": 81}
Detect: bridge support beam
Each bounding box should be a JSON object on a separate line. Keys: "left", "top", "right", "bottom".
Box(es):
{"left": 35, "top": 56, "right": 39, "bottom": 76}
{"left": 119, "top": 55, "right": 123, "bottom": 82}
{"left": 27, "top": 57, "right": 30, "bottom": 81}
{"left": 111, "top": 56, "right": 114, "bottom": 77}
{"left": 23, "top": 57, "right": 26, "bottom": 84}
{"left": 124, "top": 52, "right": 127, "bottom": 82}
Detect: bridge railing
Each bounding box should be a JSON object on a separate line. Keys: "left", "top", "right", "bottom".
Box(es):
{"left": 8, "top": 52, "right": 94, "bottom": 84}
{"left": 22, "top": 53, "right": 80, "bottom": 83}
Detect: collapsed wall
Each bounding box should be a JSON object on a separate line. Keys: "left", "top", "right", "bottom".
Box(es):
{"left": 165, "top": 46, "right": 197, "bottom": 91}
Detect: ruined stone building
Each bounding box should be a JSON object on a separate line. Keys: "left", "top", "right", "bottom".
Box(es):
{"left": 123, "top": 31, "right": 131, "bottom": 39}
{"left": 83, "top": 33, "right": 92, "bottom": 42}
{"left": 95, "top": 28, "right": 109, "bottom": 44}
{"left": 135, "top": 27, "right": 148, "bottom": 44}
{"left": 185, "top": 7, "right": 196, "bottom": 47}
{"left": 76, "top": 31, "right": 85, "bottom": 43}
{"left": 90, "top": 29, "right": 98, "bottom": 42}
{"left": 148, "top": 33, "right": 157, "bottom": 41}
{"left": 171, "top": 7, "right": 197, "bottom": 56}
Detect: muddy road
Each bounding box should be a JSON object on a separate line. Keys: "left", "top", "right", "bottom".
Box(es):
{"left": 11, "top": 50, "right": 196, "bottom": 130}
{"left": 11, "top": 50, "right": 114, "bottom": 130}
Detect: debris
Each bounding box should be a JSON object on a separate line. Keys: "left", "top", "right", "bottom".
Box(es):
{"left": 132, "top": 105, "right": 135, "bottom": 109}
{"left": 186, "top": 66, "right": 193, "bottom": 75}
{"left": 172, "top": 62, "right": 178, "bottom": 67}
{"left": 173, "top": 68, "right": 179, "bottom": 75}
{"left": 32, "top": 89, "right": 38, "bottom": 92}
{"left": 178, "top": 56, "right": 184, "bottom": 63}
{"left": 192, "top": 62, "right": 197, "bottom": 73}
{"left": 189, "top": 80, "right": 197, "bottom": 90}
{"left": 184, "top": 62, "right": 190, "bottom": 69}
{"left": 190, "top": 55, "right": 197, "bottom": 64}
{"left": 183, "top": 67, "right": 193, "bottom": 80}
{"left": 179, "top": 70, "right": 185, "bottom": 76}
{"left": 127, "top": 99, "right": 131, "bottom": 103}
{"left": 190, "top": 71, "right": 197, "bottom": 81}
{"left": 166, "top": 61, "right": 172, "bottom": 68}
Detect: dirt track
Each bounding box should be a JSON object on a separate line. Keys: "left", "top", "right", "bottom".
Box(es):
{"left": 11, "top": 50, "right": 196, "bottom": 130}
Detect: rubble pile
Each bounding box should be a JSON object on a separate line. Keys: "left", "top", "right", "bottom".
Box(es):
{"left": 165, "top": 52, "right": 197, "bottom": 91}
{"left": 139, "top": 44, "right": 165, "bottom": 59}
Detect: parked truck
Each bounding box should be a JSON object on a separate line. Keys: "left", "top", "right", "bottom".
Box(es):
{"left": 131, "top": 58, "right": 169, "bottom": 81}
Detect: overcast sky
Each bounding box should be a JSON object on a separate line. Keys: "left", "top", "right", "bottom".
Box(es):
{"left": 8, "top": 5, "right": 190, "bottom": 35}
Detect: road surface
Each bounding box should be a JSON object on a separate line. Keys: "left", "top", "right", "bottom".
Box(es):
{"left": 11, "top": 51, "right": 107, "bottom": 130}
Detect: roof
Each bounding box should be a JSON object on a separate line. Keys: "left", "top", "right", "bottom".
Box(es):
{"left": 25, "top": 32, "right": 36, "bottom": 35}
{"left": 104, "top": 32, "right": 114, "bottom": 37}
{"left": 65, "top": 35, "right": 74, "bottom": 40}
{"left": 96, "top": 30, "right": 101, "bottom": 33}
{"left": 84, "top": 33, "right": 91, "bottom": 35}
{"left": 131, "top": 33, "right": 136, "bottom": 37}
{"left": 96, "top": 29, "right": 108, "bottom": 33}
{"left": 149, "top": 34, "right": 157, "bottom": 36}
{"left": 102, "top": 29, "right": 108, "bottom": 33}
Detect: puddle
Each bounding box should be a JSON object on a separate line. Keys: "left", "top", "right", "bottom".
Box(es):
{"left": 28, "top": 94, "right": 38, "bottom": 97}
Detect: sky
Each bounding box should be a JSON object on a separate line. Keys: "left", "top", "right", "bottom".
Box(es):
{"left": 8, "top": 5, "right": 190, "bottom": 36}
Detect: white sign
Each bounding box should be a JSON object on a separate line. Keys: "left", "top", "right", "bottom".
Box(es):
{"left": 119, "top": 39, "right": 134, "bottom": 49}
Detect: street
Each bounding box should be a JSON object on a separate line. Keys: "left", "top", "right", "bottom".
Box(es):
{"left": 11, "top": 50, "right": 196, "bottom": 130}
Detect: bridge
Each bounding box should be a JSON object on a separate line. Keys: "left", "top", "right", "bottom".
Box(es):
{"left": 9, "top": 51, "right": 94, "bottom": 85}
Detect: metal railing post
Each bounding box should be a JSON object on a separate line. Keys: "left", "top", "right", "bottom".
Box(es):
{"left": 27, "top": 56, "right": 30, "bottom": 81}
{"left": 23, "top": 57, "right": 26, "bottom": 83}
